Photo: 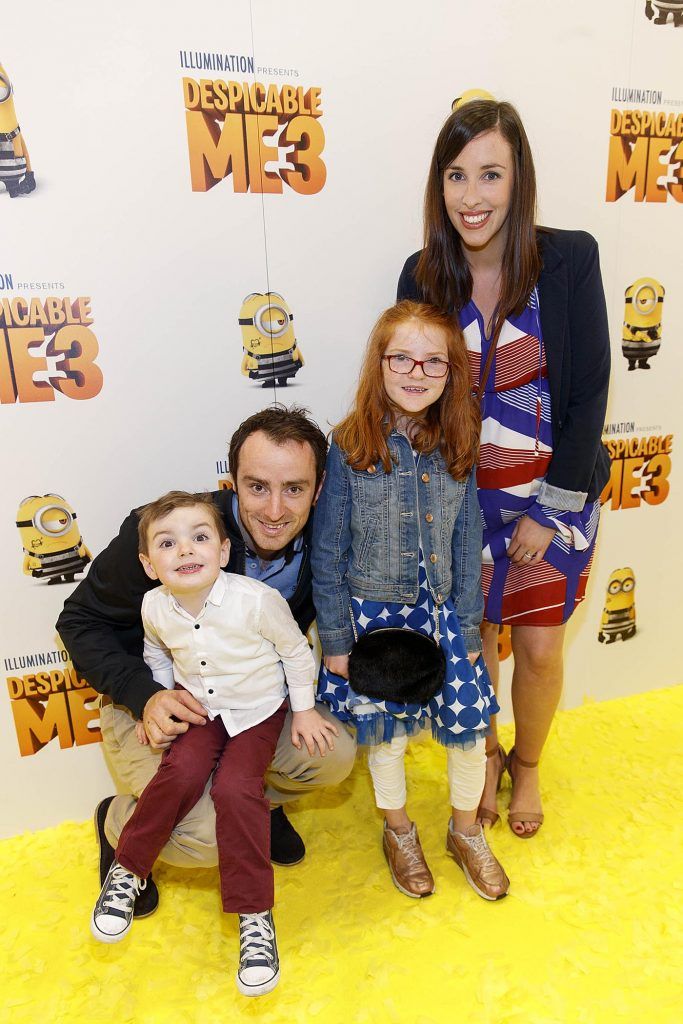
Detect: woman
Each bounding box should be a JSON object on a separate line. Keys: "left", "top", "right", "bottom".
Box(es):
{"left": 397, "top": 100, "right": 610, "bottom": 836}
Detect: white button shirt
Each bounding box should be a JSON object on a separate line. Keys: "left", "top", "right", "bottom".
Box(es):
{"left": 141, "top": 571, "right": 315, "bottom": 736}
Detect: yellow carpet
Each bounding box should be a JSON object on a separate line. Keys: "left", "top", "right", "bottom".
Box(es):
{"left": 3, "top": 686, "right": 683, "bottom": 1024}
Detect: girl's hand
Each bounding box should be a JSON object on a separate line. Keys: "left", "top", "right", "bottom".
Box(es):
{"left": 291, "top": 708, "right": 339, "bottom": 757}
{"left": 324, "top": 654, "right": 350, "bottom": 679}
{"left": 508, "top": 516, "right": 556, "bottom": 566}
{"left": 135, "top": 720, "right": 150, "bottom": 746}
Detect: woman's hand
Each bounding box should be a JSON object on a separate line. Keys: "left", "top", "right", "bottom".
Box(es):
{"left": 508, "top": 516, "right": 556, "bottom": 565}
{"left": 324, "top": 654, "right": 350, "bottom": 679}
{"left": 291, "top": 708, "right": 339, "bottom": 757}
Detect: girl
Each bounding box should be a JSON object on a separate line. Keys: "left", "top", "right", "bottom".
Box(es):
{"left": 397, "top": 99, "right": 610, "bottom": 837}
{"left": 312, "top": 300, "right": 508, "bottom": 901}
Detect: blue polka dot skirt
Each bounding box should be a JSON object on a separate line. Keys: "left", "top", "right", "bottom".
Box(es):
{"left": 317, "top": 552, "right": 499, "bottom": 750}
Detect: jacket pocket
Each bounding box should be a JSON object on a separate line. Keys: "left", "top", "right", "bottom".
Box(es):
{"left": 350, "top": 466, "right": 389, "bottom": 511}
{"left": 353, "top": 514, "right": 380, "bottom": 574}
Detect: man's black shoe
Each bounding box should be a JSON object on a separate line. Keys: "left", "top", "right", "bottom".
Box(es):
{"left": 94, "top": 796, "right": 116, "bottom": 885}
{"left": 133, "top": 873, "right": 160, "bottom": 918}
{"left": 270, "top": 806, "right": 305, "bottom": 865}
{"left": 94, "top": 795, "right": 159, "bottom": 918}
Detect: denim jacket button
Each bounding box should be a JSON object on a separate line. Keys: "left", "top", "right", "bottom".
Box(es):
{"left": 421, "top": 472, "right": 430, "bottom": 483}
{"left": 367, "top": 464, "right": 376, "bottom": 474}
{"left": 425, "top": 513, "right": 434, "bottom": 523}
{"left": 429, "top": 553, "right": 438, "bottom": 563}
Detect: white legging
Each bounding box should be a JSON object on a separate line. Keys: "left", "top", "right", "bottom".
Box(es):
{"left": 367, "top": 733, "right": 486, "bottom": 811}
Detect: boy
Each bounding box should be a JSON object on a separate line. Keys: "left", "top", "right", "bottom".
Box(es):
{"left": 90, "top": 491, "right": 337, "bottom": 997}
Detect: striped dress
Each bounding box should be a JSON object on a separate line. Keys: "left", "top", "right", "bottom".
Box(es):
{"left": 460, "top": 289, "right": 599, "bottom": 626}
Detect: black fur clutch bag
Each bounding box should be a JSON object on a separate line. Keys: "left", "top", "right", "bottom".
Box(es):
{"left": 348, "top": 628, "right": 446, "bottom": 705}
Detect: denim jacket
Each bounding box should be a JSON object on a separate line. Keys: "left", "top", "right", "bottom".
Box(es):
{"left": 311, "top": 433, "right": 484, "bottom": 656}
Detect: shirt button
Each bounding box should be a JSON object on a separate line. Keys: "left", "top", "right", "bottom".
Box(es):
{"left": 425, "top": 513, "right": 433, "bottom": 523}
{"left": 201, "top": 661, "right": 207, "bottom": 667}
{"left": 430, "top": 553, "right": 438, "bottom": 563}
{"left": 194, "top": 624, "right": 200, "bottom": 630}
{"left": 208, "top": 688, "right": 214, "bottom": 695}
{"left": 421, "top": 472, "right": 430, "bottom": 483}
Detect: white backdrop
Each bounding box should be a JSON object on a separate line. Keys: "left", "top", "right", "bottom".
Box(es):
{"left": 1, "top": 0, "right": 681, "bottom": 837}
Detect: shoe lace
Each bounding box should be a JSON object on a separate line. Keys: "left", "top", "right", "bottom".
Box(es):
{"left": 463, "top": 830, "right": 497, "bottom": 869}
{"left": 103, "top": 866, "right": 145, "bottom": 913}
{"left": 239, "top": 913, "right": 275, "bottom": 964}
{"left": 394, "top": 828, "right": 424, "bottom": 869}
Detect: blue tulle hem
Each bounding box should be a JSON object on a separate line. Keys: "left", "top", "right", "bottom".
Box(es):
{"left": 330, "top": 705, "right": 489, "bottom": 751}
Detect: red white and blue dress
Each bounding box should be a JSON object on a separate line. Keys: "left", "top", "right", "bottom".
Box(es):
{"left": 460, "top": 288, "right": 599, "bottom": 626}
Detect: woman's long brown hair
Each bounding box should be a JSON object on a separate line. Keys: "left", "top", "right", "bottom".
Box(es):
{"left": 415, "top": 100, "right": 541, "bottom": 340}
{"left": 334, "top": 301, "right": 480, "bottom": 480}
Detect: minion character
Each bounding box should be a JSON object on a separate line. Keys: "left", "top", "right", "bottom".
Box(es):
{"left": 497, "top": 624, "right": 512, "bottom": 662}
{"left": 645, "top": 1, "right": 683, "bottom": 24}
{"left": 452, "top": 88, "right": 495, "bottom": 112}
{"left": 239, "top": 292, "right": 304, "bottom": 387}
{"left": 16, "top": 494, "right": 91, "bottom": 584}
{"left": 598, "top": 568, "right": 636, "bottom": 644}
{"left": 0, "top": 63, "right": 36, "bottom": 197}
{"left": 622, "top": 277, "right": 664, "bottom": 371}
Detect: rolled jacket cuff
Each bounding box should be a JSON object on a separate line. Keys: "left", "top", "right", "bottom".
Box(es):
{"left": 537, "top": 480, "right": 587, "bottom": 512}
{"left": 460, "top": 627, "right": 483, "bottom": 655}
{"left": 319, "top": 628, "right": 355, "bottom": 657}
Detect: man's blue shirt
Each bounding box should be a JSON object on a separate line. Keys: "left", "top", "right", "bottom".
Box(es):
{"left": 232, "top": 492, "right": 303, "bottom": 600}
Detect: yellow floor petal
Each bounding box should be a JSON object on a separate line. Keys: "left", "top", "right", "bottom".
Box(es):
{"left": 2, "top": 686, "right": 683, "bottom": 1023}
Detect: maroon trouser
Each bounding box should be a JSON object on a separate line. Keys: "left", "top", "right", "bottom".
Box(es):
{"left": 116, "top": 702, "right": 287, "bottom": 913}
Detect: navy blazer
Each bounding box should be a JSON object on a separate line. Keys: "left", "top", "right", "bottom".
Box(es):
{"left": 396, "top": 228, "right": 611, "bottom": 507}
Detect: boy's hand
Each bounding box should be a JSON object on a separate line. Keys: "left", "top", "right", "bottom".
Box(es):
{"left": 135, "top": 720, "right": 150, "bottom": 745}
{"left": 324, "top": 654, "right": 349, "bottom": 679}
{"left": 291, "top": 708, "right": 339, "bottom": 757}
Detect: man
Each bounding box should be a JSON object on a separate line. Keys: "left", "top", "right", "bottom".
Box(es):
{"left": 57, "top": 406, "right": 356, "bottom": 917}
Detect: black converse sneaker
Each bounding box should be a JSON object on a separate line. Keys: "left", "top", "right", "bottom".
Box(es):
{"left": 236, "top": 910, "right": 280, "bottom": 997}
{"left": 90, "top": 860, "right": 146, "bottom": 943}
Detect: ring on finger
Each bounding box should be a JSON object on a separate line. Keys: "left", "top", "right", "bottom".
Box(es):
{"left": 523, "top": 551, "right": 533, "bottom": 561}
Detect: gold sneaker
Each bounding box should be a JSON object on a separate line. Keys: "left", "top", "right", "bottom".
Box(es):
{"left": 446, "top": 822, "right": 509, "bottom": 901}
{"left": 382, "top": 821, "right": 435, "bottom": 898}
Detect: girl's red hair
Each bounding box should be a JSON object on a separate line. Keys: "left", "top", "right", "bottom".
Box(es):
{"left": 334, "top": 301, "right": 480, "bottom": 480}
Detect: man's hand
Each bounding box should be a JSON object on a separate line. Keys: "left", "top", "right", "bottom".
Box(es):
{"left": 507, "top": 516, "right": 556, "bottom": 566}
{"left": 324, "top": 654, "right": 350, "bottom": 679}
{"left": 291, "top": 708, "right": 339, "bottom": 757}
{"left": 142, "top": 689, "right": 208, "bottom": 749}
{"left": 134, "top": 721, "right": 149, "bottom": 745}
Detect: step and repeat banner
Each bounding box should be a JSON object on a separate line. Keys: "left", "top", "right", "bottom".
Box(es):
{"left": 1, "top": 0, "right": 681, "bottom": 835}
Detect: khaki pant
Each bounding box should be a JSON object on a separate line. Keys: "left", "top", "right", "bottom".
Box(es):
{"left": 100, "top": 699, "right": 356, "bottom": 868}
